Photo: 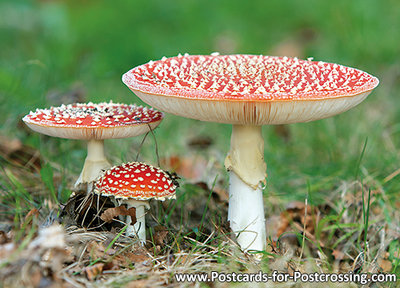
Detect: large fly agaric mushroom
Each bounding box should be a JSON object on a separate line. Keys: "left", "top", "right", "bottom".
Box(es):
{"left": 122, "top": 54, "right": 379, "bottom": 252}
{"left": 23, "top": 102, "right": 163, "bottom": 191}
{"left": 94, "top": 162, "right": 178, "bottom": 242}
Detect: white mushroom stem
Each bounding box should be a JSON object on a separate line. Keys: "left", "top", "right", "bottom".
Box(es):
{"left": 124, "top": 199, "right": 150, "bottom": 243}
{"left": 225, "top": 124, "right": 267, "bottom": 252}
{"left": 75, "top": 139, "right": 111, "bottom": 190}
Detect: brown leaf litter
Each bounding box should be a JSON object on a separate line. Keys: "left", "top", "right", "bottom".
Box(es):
{"left": 0, "top": 155, "right": 398, "bottom": 288}
{"left": 0, "top": 135, "right": 41, "bottom": 172}
{"left": 100, "top": 206, "right": 136, "bottom": 224}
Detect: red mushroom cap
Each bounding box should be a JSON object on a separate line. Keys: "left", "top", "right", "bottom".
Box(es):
{"left": 22, "top": 102, "right": 164, "bottom": 140}
{"left": 123, "top": 54, "right": 378, "bottom": 101}
{"left": 94, "top": 162, "right": 177, "bottom": 200}
{"left": 122, "top": 54, "right": 379, "bottom": 125}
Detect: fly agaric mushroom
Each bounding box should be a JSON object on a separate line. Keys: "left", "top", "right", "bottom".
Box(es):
{"left": 94, "top": 162, "right": 178, "bottom": 242}
{"left": 122, "top": 54, "right": 379, "bottom": 252}
{"left": 23, "top": 102, "right": 164, "bottom": 191}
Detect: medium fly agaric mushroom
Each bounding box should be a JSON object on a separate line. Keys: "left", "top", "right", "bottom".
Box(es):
{"left": 94, "top": 162, "right": 178, "bottom": 242}
{"left": 23, "top": 102, "right": 163, "bottom": 191}
{"left": 122, "top": 54, "right": 379, "bottom": 252}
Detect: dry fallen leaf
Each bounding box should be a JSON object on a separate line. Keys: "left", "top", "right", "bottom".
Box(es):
{"left": 25, "top": 208, "right": 40, "bottom": 220}
{"left": 100, "top": 205, "right": 136, "bottom": 224}
{"left": 153, "top": 225, "right": 169, "bottom": 246}
{"left": 277, "top": 233, "right": 299, "bottom": 256}
{"left": 377, "top": 252, "right": 393, "bottom": 272}
{"left": 128, "top": 246, "right": 150, "bottom": 264}
{"left": 338, "top": 261, "right": 353, "bottom": 273}
{"left": 0, "top": 135, "right": 41, "bottom": 171}
{"left": 0, "top": 135, "right": 22, "bottom": 155}
{"left": 161, "top": 155, "right": 208, "bottom": 182}
{"left": 87, "top": 241, "right": 107, "bottom": 260}
{"left": 378, "top": 258, "right": 392, "bottom": 272}
{"left": 103, "top": 246, "right": 150, "bottom": 269}
{"left": 125, "top": 279, "right": 149, "bottom": 288}
{"left": 84, "top": 263, "right": 104, "bottom": 281}
{"left": 187, "top": 135, "right": 213, "bottom": 149}
{"left": 124, "top": 251, "right": 150, "bottom": 265}
{"left": 212, "top": 187, "right": 229, "bottom": 203}
{"left": 28, "top": 265, "right": 42, "bottom": 288}
{"left": 277, "top": 201, "right": 318, "bottom": 237}
{"left": 100, "top": 246, "right": 151, "bottom": 269}
{"left": 332, "top": 249, "right": 348, "bottom": 261}
{"left": 0, "top": 231, "right": 9, "bottom": 245}
{"left": 22, "top": 208, "right": 39, "bottom": 230}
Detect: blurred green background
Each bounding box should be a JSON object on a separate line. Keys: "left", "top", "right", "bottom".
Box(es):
{"left": 1, "top": 0, "right": 399, "bottom": 205}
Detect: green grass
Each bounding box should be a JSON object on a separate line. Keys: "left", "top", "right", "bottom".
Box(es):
{"left": 1, "top": 0, "right": 400, "bottom": 286}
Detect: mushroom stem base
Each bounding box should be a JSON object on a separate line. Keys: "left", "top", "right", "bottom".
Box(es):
{"left": 125, "top": 200, "right": 149, "bottom": 244}
{"left": 228, "top": 171, "right": 266, "bottom": 252}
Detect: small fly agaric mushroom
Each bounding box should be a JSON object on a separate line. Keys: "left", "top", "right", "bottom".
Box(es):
{"left": 23, "top": 102, "right": 163, "bottom": 192}
{"left": 122, "top": 54, "right": 379, "bottom": 252}
{"left": 94, "top": 162, "right": 178, "bottom": 242}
